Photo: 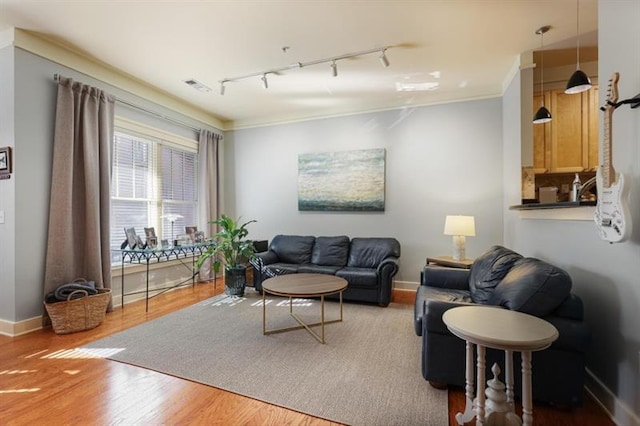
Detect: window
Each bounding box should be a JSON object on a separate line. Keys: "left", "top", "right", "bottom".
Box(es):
{"left": 110, "top": 120, "right": 198, "bottom": 264}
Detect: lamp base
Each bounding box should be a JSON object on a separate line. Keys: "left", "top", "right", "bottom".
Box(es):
{"left": 452, "top": 235, "right": 466, "bottom": 261}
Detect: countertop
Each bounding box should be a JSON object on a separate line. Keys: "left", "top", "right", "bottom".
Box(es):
{"left": 509, "top": 200, "right": 597, "bottom": 210}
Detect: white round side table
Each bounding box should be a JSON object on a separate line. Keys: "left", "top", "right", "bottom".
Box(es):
{"left": 443, "top": 306, "right": 559, "bottom": 426}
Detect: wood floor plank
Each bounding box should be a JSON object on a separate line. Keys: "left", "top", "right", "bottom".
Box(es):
{"left": 0, "top": 282, "right": 612, "bottom": 425}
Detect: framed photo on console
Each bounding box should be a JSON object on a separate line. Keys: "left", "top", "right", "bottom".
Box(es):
{"left": 124, "top": 227, "right": 138, "bottom": 249}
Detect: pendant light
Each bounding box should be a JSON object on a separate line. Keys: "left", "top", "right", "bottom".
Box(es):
{"left": 533, "top": 25, "right": 552, "bottom": 124}
{"left": 565, "top": 0, "right": 592, "bottom": 94}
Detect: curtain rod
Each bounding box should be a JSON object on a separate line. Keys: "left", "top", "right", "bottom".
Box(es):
{"left": 53, "top": 73, "right": 202, "bottom": 134}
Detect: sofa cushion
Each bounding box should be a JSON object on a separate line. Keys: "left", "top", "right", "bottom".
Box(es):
{"left": 269, "top": 235, "right": 315, "bottom": 264}
{"left": 347, "top": 238, "right": 401, "bottom": 268}
{"left": 298, "top": 264, "right": 342, "bottom": 275}
{"left": 336, "top": 267, "right": 378, "bottom": 288}
{"left": 311, "top": 236, "right": 350, "bottom": 266}
{"left": 488, "top": 257, "right": 572, "bottom": 317}
{"left": 469, "top": 245, "right": 523, "bottom": 304}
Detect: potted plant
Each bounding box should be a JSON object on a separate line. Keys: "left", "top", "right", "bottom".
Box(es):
{"left": 196, "top": 214, "right": 257, "bottom": 296}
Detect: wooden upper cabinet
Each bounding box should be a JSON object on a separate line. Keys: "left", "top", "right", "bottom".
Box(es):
{"left": 533, "top": 85, "right": 599, "bottom": 173}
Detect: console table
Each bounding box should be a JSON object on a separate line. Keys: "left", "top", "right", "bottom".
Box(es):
{"left": 443, "top": 306, "right": 558, "bottom": 426}
{"left": 120, "top": 242, "right": 216, "bottom": 311}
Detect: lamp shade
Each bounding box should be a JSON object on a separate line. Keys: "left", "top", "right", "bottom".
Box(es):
{"left": 565, "top": 69, "right": 592, "bottom": 94}
{"left": 533, "top": 106, "right": 552, "bottom": 124}
{"left": 444, "top": 215, "right": 476, "bottom": 237}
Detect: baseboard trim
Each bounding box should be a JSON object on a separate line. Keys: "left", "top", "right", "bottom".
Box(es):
{"left": 393, "top": 280, "right": 419, "bottom": 291}
{"left": 585, "top": 368, "right": 640, "bottom": 426}
{"left": 0, "top": 316, "right": 43, "bottom": 337}
{"left": 0, "top": 276, "right": 209, "bottom": 337}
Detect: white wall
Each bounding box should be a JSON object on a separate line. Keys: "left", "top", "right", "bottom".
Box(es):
{"left": 226, "top": 99, "right": 504, "bottom": 285}
{"left": 504, "top": 1, "right": 640, "bottom": 423}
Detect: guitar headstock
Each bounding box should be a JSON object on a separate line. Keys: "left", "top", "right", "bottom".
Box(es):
{"left": 603, "top": 72, "right": 620, "bottom": 111}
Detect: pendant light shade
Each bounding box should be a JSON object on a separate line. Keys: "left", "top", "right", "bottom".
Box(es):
{"left": 565, "top": 0, "right": 592, "bottom": 94}
{"left": 565, "top": 69, "right": 592, "bottom": 94}
{"left": 533, "top": 25, "right": 551, "bottom": 124}
{"left": 533, "top": 106, "right": 552, "bottom": 124}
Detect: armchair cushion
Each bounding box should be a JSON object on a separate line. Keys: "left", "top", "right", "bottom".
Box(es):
{"left": 468, "top": 245, "right": 522, "bottom": 304}
{"left": 488, "top": 257, "right": 572, "bottom": 317}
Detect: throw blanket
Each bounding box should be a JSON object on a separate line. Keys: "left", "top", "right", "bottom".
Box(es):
{"left": 45, "top": 280, "right": 98, "bottom": 304}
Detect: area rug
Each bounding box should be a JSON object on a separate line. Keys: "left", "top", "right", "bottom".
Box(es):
{"left": 82, "top": 292, "right": 447, "bottom": 425}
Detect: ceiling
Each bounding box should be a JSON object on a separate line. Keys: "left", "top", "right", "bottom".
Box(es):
{"left": 0, "top": 0, "right": 598, "bottom": 129}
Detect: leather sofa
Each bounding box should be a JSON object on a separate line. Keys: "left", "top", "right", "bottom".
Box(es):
{"left": 251, "top": 235, "right": 400, "bottom": 306}
{"left": 414, "top": 245, "right": 590, "bottom": 406}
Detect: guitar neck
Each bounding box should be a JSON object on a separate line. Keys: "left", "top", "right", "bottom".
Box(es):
{"left": 602, "top": 107, "right": 616, "bottom": 188}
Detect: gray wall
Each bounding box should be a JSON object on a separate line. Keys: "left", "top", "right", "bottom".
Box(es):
{"left": 504, "top": 1, "right": 640, "bottom": 422}
{"left": 226, "top": 98, "right": 505, "bottom": 284}
{"left": 0, "top": 47, "right": 220, "bottom": 324}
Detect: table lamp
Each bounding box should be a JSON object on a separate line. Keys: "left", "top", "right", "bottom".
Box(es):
{"left": 444, "top": 215, "right": 476, "bottom": 261}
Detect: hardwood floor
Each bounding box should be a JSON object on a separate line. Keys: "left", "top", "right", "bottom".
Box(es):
{"left": 1, "top": 282, "right": 613, "bottom": 425}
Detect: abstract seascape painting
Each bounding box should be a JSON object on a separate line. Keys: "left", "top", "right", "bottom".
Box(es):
{"left": 298, "top": 148, "right": 385, "bottom": 211}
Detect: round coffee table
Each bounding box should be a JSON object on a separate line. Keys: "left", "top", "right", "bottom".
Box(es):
{"left": 262, "top": 273, "right": 347, "bottom": 344}
{"left": 443, "top": 306, "right": 558, "bottom": 426}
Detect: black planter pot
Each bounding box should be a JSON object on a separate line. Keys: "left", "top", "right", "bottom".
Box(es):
{"left": 225, "top": 265, "right": 247, "bottom": 296}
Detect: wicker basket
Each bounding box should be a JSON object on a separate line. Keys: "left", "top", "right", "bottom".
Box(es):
{"left": 44, "top": 288, "right": 111, "bottom": 335}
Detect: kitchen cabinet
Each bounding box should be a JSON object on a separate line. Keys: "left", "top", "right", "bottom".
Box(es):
{"left": 533, "top": 86, "right": 599, "bottom": 173}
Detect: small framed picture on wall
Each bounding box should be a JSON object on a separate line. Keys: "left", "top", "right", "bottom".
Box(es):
{"left": 0, "top": 147, "right": 12, "bottom": 174}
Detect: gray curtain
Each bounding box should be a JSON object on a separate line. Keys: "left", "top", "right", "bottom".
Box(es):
{"left": 43, "top": 76, "right": 115, "bottom": 312}
{"left": 197, "top": 129, "right": 221, "bottom": 281}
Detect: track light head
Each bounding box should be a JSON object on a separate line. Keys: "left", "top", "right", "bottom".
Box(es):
{"left": 331, "top": 60, "right": 338, "bottom": 77}
{"left": 379, "top": 49, "right": 390, "bottom": 67}
{"left": 219, "top": 81, "right": 226, "bottom": 96}
{"left": 261, "top": 74, "right": 268, "bottom": 89}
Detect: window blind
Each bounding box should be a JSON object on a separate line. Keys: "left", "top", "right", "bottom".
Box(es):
{"left": 110, "top": 129, "right": 197, "bottom": 264}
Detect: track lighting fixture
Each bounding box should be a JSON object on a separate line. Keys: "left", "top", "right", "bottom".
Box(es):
{"left": 533, "top": 25, "right": 552, "bottom": 124}
{"left": 218, "top": 46, "right": 391, "bottom": 94}
{"left": 379, "top": 49, "right": 390, "bottom": 68}
{"left": 565, "top": 0, "right": 592, "bottom": 94}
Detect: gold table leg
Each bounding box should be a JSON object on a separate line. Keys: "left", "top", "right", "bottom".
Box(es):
{"left": 263, "top": 291, "right": 344, "bottom": 344}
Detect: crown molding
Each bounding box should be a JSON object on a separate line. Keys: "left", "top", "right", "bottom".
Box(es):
{"left": 11, "top": 28, "right": 225, "bottom": 131}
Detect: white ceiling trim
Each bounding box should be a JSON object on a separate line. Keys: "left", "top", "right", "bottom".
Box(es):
{"left": 11, "top": 28, "right": 225, "bottom": 131}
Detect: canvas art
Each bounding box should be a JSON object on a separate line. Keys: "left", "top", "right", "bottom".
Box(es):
{"left": 298, "top": 148, "right": 385, "bottom": 211}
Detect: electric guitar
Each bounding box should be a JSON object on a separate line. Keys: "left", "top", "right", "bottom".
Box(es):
{"left": 594, "top": 72, "right": 631, "bottom": 243}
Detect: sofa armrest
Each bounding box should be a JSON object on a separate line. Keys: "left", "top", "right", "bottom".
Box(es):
{"left": 552, "top": 293, "right": 584, "bottom": 321}
{"left": 421, "top": 266, "right": 470, "bottom": 291}
{"left": 256, "top": 250, "right": 279, "bottom": 265}
{"left": 377, "top": 257, "right": 399, "bottom": 277}
{"left": 543, "top": 314, "right": 591, "bottom": 353}
{"left": 251, "top": 251, "right": 281, "bottom": 291}
{"left": 423, "top": 298, "right": 477, "bottom": 335}
{"left": 375, "top": 257, "right": 400, "bottom": 307}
